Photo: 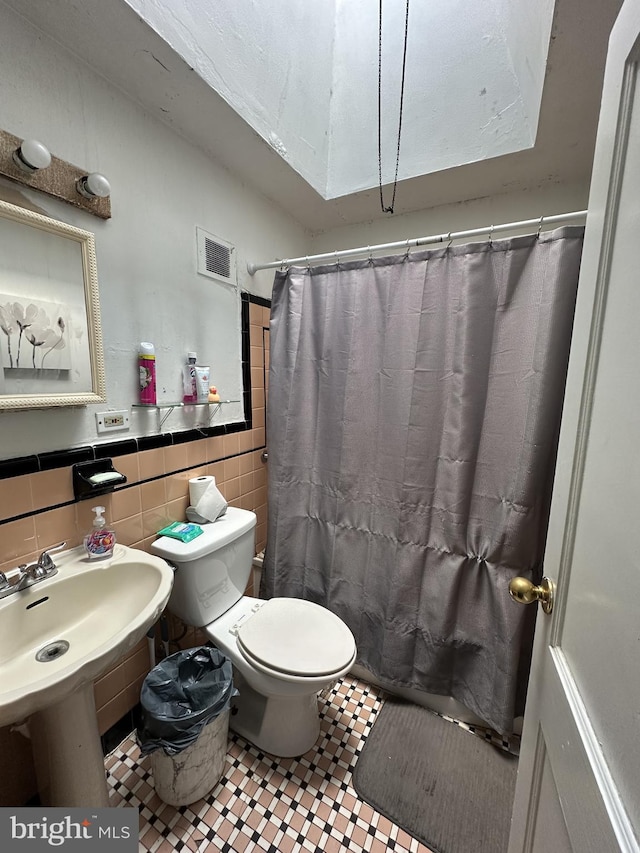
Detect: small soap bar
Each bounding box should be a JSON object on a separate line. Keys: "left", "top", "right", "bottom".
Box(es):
{"left": 88, "top": 472, "right": 123, "bottom": 485}
{"left": 157, "top": 521, "right": 203, "bottom": 542}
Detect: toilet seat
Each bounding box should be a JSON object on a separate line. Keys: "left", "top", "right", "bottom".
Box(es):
{"left": 236, "top": 597, "right": 356, "bottom": 678}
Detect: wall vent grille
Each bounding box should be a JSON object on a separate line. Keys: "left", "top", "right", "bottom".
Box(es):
{"left": 196, "top": 228, "right": 236, "bottom": 286}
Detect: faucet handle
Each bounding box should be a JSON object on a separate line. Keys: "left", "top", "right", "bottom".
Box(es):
{"left": 37, "top": 541, "right": 67, "bottom": 572}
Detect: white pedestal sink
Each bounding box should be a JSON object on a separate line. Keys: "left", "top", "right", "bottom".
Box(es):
{"left": 0, "top": 544, "right": 174, "bottom": 806}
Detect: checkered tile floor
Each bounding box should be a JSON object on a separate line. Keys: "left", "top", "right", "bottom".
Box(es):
{"left": 106, "top": 676, "right": 520, "bottom": 851}
{"left": 106, "top": 677, "right": 437, "bottom": 852}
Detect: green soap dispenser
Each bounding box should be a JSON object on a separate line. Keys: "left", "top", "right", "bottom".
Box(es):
{"left": 84, "top": 505, "right": 116, "bottom": 559}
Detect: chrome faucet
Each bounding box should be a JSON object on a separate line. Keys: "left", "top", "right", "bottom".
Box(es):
{"left": 34, "top": 541, "right": 67, "bottom": 573}
{"left": 13, "top": 542, "right": 67, "bottom": 592}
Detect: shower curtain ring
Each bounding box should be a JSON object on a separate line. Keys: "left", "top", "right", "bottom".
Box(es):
{"left": 537, "top": 216, "right": 544, "bottom": 238}
{"left": 446, "top": 232, "right": 453, "bottom": 248}
{"left": 488, "top": 225, "right": 494, "bottom": 247}
{"left": 404, "top": 238, "right": 411, "bottom": 259}
{"left": 367, "top": 245, "right": 373, "bottom": 263}
{"left": 334, "top": 249, "right": 340, "bottom": 266}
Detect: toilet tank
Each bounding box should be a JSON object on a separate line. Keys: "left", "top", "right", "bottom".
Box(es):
{"left": 151, "top": 508, "right": 256, "bottom": 627}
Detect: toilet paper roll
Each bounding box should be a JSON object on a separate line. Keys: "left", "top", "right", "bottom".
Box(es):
{"left": 189, "top": 476, "right": 216, "bottom": 507}
{"left": 195, "top": 483, "right": 227, "bottom": 523}
{"left": 188, "top": 475, "right": 227, "bottom": 523}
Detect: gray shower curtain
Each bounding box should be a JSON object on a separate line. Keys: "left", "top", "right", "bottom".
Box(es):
{"left": 261, "top": 227, "right": 583, "bottom": 734}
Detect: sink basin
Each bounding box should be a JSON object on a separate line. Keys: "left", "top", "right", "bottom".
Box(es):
{"left": 0, "top": 543, "right": 174, "bottom": 806}
{"left": 0, "top": 543, "right": 173, "bottom": 726}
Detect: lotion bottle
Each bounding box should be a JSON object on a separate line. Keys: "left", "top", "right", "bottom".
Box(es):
{"left": 84, "top": 505, "right": 116, "bottom": 559}
{"left": 194, "top": 364, "right": 211, "bottom": 402}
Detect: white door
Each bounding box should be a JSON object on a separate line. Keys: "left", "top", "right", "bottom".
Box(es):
{"left": 508, "top": 2, "right": 640, "bottom": 851}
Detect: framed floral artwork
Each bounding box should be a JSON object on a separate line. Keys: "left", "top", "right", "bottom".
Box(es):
{"left": 0, "top": 199, "right": 106, "bottom": 409}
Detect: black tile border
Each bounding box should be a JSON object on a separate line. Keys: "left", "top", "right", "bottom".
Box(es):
{"left": 137, "top": 433, "right": 173, "bottom": 452}
{"left": 171, "top": 429, "right": 205, "bottom": 446}
{"left": 246, "top": 293, "right": 271, "bottom": 309}
{"left": 39, "top": 446, "right": 95, "bottom": 471}
{"left": 241, "top": 294, "right": 252, "bottom": 426}
{"left": 0, "top": 455, "right": 40, "bottom": 479}
{"left": 0, "top": 293, "right": 270, "bottom": 482}
{"left": 95, "top": 439, "right": 138, "bottom": 459}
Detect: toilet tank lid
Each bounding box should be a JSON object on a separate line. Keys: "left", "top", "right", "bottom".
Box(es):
{"left": 151, "top": 507, "right": 256, "bottom": 561}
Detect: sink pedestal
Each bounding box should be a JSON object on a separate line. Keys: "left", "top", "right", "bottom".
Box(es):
{"left": 30, "top": 681, "right": 109, "bottom": 807}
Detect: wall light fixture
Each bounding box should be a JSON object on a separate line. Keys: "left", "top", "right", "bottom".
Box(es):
{"left": 0, "top": 128, "right": 111, "bottom": 219}
{"left": 76, "top": 172, "right": 111, "bottom": 199}
{"left": 12, "top": 138, "right": 52, "bottom": 173}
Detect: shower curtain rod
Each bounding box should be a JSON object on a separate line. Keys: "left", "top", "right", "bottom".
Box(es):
{"left": 246, "top": 209, "right": 587, "bottom": 275}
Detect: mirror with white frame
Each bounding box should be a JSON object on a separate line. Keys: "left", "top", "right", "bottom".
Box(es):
{"left": 0, "top": 199, "right": 105, "bottom": 410}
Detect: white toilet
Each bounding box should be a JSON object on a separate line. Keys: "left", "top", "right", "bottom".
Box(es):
{"left": 151, "top": 507, "right": 357, "bottom": 757}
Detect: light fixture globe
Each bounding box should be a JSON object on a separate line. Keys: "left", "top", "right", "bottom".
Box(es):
{"left": 12, "top": 139, "right": 52, "bottom": 173}
{"left": 76, "top": 172, "right": 111, "bottom": 199}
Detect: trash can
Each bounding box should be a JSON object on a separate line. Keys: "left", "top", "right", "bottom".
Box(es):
{"left": 137, "top": 645, "right": 236, "bottom": 807}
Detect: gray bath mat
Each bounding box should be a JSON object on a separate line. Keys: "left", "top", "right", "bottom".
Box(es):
{"left": 353, "top": 698, "right": 517, "bottom": 853}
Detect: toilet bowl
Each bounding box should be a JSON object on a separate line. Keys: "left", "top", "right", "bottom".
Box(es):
{"left": 205, "top": 595, "right": 356, "bottom": 756}
{"left": 151, "top": 508, "right": 356, "bottom": 757}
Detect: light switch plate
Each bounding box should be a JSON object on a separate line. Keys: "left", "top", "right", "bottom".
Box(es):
{"left": 96, "top": 410, "right": 130, "bottom": 433}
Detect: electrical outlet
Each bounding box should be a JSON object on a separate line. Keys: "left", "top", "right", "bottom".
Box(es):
{"left": 96, "top": 410, "right": 130, "bottom": 434}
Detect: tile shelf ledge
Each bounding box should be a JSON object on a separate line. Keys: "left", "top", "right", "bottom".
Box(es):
{"left": 132, "top": 400, "right": 240, "bottom": 429}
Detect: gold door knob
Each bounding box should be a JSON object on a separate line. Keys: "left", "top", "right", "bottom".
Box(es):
{"left": 508, "top": 576, "right": 555, "bottom": 614}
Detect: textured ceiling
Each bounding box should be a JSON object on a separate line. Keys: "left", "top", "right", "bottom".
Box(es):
{"left": 1, "top": 0, "right": 624, "bottom": 232}
{"left": 123, "top": 0, "right": 549, "bottom": 202}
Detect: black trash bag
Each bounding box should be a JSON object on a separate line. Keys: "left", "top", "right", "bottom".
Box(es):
{"left": 137, "top": 646, "right": 237, "bottom": 756}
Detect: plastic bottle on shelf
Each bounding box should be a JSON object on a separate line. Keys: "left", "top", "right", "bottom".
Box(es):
{"left": 183, "top": 352, "right": 197, "bottom": 403}
{"left": 138, "top": 342, "right": 157, "bottom": 405}
{"left": 194, "top": 364, "right": 211, "bottom": 402}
